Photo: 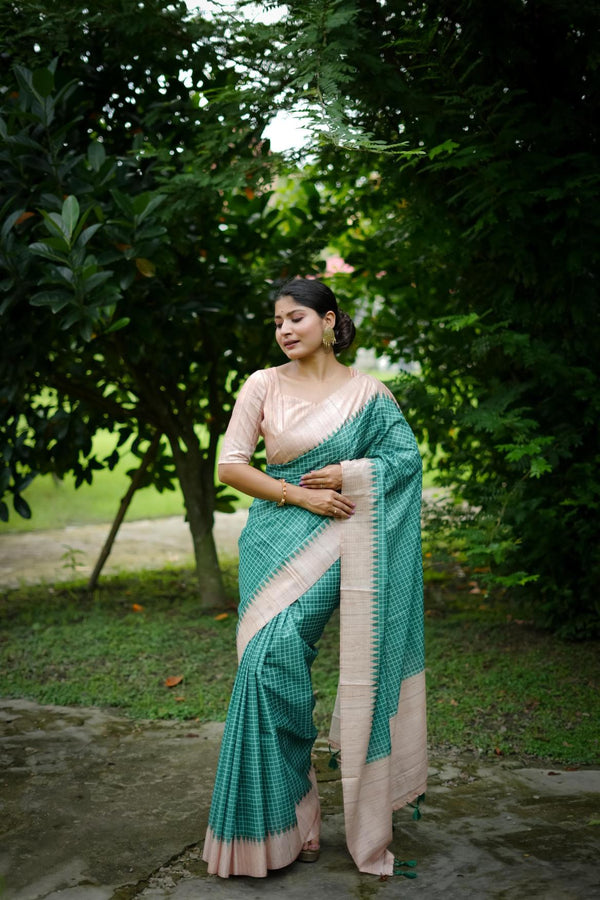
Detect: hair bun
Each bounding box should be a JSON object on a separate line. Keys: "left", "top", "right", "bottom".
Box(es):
{"left": 334, "top": 309, "right": 356, "bottom": 353}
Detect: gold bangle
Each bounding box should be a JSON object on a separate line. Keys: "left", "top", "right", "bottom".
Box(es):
{"left": 276, "top": 478, "right": 287, "bottom": 507}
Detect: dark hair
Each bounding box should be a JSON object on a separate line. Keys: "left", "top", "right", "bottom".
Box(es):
{"left": 274, "top": 278, "right": 356, "bottom": 353}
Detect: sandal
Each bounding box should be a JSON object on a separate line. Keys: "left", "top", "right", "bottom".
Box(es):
{"left": 297, "top": 842, "right": 320, "bottom": 863}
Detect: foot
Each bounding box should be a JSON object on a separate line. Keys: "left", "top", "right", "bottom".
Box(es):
{"left": 302, "top": 840, "right": 319, "bottom": 852}
{"left": 297, "top": 839, "right": 320, "bottom": 862}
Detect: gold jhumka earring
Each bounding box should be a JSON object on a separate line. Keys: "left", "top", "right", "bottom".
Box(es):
{"left": 322, "top": 326, "right": 336, "bottom": 350}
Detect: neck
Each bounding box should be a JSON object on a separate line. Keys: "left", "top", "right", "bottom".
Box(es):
{"left": 291, "top": 352, "right": 343, "bottom": 381}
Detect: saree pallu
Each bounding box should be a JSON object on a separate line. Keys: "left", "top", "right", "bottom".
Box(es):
{"left": 203, "top": 378, "right": 427, "bottom": 878}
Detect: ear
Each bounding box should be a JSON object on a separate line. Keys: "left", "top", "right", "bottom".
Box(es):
{"left": 323, "top": 310, "right": 336, "bottom": 328}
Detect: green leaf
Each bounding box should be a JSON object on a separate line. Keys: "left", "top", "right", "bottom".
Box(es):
{"left": 83, "top": 271, "right": 113, "bottom": 292}
{"left": 76, "top": 223, "right": 102, "bottom": 248}
{"left": 39, "top": 210, "right": 70, "bottom": 241}
{"left": 87, "top": 141, "right": 107, "bottom": 172}
{"left": 61, "top": 196, "right": 80, "bottom": 241}
{"left": 60, "top": 309, "right": 85, "bottom": 330}
{"left": 110, "top": 189, "right": 134, "bottom": 218}
{"left": 30, "top": 290, "right": 72, "bottom": 312}
{"left": 133, "top": 192, "right": 166, "bottom": 225}
{"left": 0, "top": 500, "right": 8, "bottom": 522}
{"left": 435, "top": 312, "right": 483, "bottom": 331}
{"left": 104, "top": 317, "right": 130, "bottom": 334}
{"left": 28, "top": 242, "right": 68, "bottom": 263}
{"left": 32, "top": 67, "right": 55, "bottom": 98}
{"left": 13, "top": 493, "right": 32, "bottom": 519}
{"left": 428, "top": 139, "right": 460, "bottom": 160}
{"left": 530, "top": 458, "right": 553, "bottom": 479}
{"left": 2, "top": 210, "right": 26, "bottom": 239}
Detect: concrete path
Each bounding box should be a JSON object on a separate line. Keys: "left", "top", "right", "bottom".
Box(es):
{"left": 0, "top": 512, "right": 248, "bottom": 590}
{"left": 1, "top": 699, "right": 599, "bottom": 900}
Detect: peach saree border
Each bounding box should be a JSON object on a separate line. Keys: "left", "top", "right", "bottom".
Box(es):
{"left": 203, "top": 767, "right": 321, "bottom": 878}
{"left": 336, "top": 459, "right": 427, "bottom": 876}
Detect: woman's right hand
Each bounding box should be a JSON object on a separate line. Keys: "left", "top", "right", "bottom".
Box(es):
{"left": 297, "top": 487, "right": 355, "bottom": 519}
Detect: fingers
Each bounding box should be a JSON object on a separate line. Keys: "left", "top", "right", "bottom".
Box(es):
{"left": 300, "top": 464, "right": 342, "bottom": 490}
{"left": 299, "top": 470, "right": 324, "bottom": 487}
{"left": 299, "top": 486, "right": 356, "bottom": 518}
{"left": 329, "top": 491, "right": 356, "bottom": 519}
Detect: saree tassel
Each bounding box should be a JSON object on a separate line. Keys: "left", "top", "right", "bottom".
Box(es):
{"left": 327, "top": 745, "right": 341, "bottom": 770}
{"left": 394, "top": 858, "right": 418, "bottom": 877}
{"left": 409, "top": 792, "right": 426, "bottom": 821}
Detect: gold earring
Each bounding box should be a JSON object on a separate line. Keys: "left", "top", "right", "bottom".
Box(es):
{"left": 322, "top": 325, "right": 336, "bottom": 350}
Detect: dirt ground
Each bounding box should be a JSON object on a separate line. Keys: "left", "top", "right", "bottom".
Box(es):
{"left": 0, "top": 511, "right": 248, "bottom": 590}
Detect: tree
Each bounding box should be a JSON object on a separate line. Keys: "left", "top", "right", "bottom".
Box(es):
{"left": 0, "top": 1, "right": 331, "bottom": 606}
{"left": 247, "top": 0, "right": 600, "bottom": 636}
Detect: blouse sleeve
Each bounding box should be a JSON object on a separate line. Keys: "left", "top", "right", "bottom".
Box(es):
{"left": 218, "top": 369, "right": 269, "bottom": 465}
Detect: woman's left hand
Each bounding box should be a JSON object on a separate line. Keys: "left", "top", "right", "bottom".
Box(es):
{"left": 299, "top": 464, "right": 342, "bottom": 492}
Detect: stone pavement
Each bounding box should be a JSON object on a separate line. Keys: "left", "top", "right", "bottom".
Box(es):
{"left": 0, "top": 699, "right": 599, "bottom": 900}
{"left": 1, "top": 516, "right": 599, "bottom": 898}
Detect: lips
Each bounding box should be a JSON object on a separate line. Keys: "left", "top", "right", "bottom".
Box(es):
{"left": 283, "top": 340, "right": 299, "bottom": 349}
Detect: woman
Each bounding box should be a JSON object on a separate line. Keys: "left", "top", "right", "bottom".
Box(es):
{"left": 202, "top": 278, "right": 426, "bottom": 879}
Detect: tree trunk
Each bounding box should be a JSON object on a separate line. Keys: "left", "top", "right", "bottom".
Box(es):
{"left": 168, "top": 431, "right": 227, "bottom": 610}
{"left": 87, "top": 432, "right": 161, "bottom": 591}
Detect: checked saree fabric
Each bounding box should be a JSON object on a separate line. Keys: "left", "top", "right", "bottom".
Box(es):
{"left": 202, "top": 367, "right": 427, "bottom": 878}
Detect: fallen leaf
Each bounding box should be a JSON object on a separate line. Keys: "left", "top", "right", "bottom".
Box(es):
{"left": 132, "top": 603, "right": 144, "bottom": 612}
{"left": 494, "top": 747, "right": 503, "bottom": 756}
{"left": 165, "top": 675, "right": 184, "bottom": 688}
{"left": 174, "top": 696, "right": 185, "bottom": 702}
{"left": 214, "top": 612, "right": 229, "bottom": 621}
{"left": 547, "top": 771, "right": 560, "bottom": 776}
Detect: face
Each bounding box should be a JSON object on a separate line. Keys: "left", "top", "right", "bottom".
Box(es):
{"left": 273, "top": 296, "right": 335, "bottom": 360}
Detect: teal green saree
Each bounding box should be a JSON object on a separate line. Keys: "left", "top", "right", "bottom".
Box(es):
{"left": 203, "top": 367, "right": 426, "bottom": 877}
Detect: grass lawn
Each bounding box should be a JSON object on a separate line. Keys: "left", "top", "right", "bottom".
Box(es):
{"left": 1, "top": 564, "right": 598, "bottom": 766}
{"left": 0, "top": 429, "right": 253, "bottom": 534}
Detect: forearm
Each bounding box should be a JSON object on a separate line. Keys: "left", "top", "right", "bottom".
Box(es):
{"left": 218, "top": 463, "right": 306, "bottom": 507}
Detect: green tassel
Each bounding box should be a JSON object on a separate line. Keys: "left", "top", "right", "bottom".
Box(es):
{"left": 409, "top": 792, "right": 425, "bottom": 820}
{"left": 394, "top": 857, "right": 418, "bottom": 878}
{"left": 327, "top": 746, "right": 340, "bottom": 770}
